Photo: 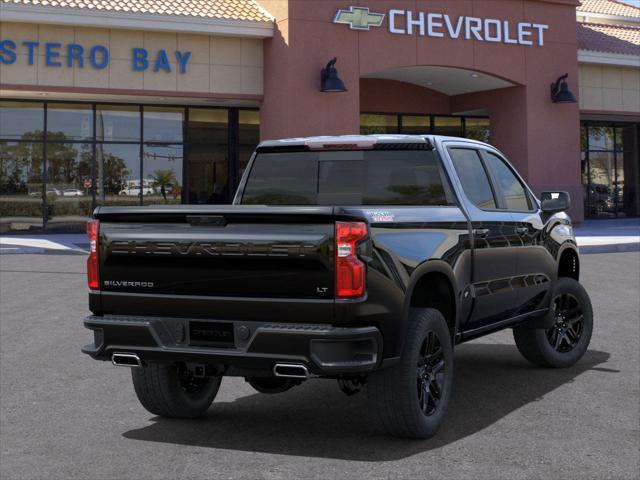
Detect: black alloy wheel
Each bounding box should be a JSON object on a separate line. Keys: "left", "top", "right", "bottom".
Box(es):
{"left": 367, "top": 308, "right": 453, "bottom": 438}
{"left": 417, "top": 331, "right": 446, "bottom": 416}
{"left": 513, "top": 277, "right": 593, "bottom": 368}
{"left": 546, "top": 293, "right": 584, "bottom": 353}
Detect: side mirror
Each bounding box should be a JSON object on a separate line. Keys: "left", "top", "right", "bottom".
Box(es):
{"left": 540, "top": 191, "right": 571, "bottom": 213}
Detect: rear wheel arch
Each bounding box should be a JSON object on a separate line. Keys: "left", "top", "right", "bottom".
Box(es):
{"left": 401, "top": 262, "right": 459, "bottom": 345}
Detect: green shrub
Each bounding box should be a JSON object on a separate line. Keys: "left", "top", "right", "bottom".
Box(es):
{"left": 0, "top": 196, "right": 92, "bottom": 218}
{"left": 48, "top": 198, "right": 95, "bottom": 217}
{"left": 1, "top": 195, "right": 182, "bottom": 219}
{"left": 0, "top": 197, "right": 44, "bottom": 217}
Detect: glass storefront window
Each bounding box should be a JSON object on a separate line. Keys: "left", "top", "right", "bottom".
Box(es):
{"left": 96, "top": 143, "right": 141, "bottom": 206}
{"left": 144, "top": 107, "right": 184, "bottom": 143}
{"left": 582, "top": 122, "right": 639, "bottom": 218}
{"left": 615, "top": 151, "right": 626, "bottom": 216}
{"left": 47, "top": 103, "right": 93, "bottom": 141}
{"left": 47, "top": 143, "right": 92, "bottom": 192}
{"left": 465, "top": 118, "right": 491, "bottom": 143}
{"left": 581, "top": 151, "right": 588, "bottom": 197}
{"left": 581, "top": 126, "right": 588, "bottom": 152}
{"left": 619, "top": 125, "right": 640, "bottom": 217}
{"left": 588, "top": 126, "right": 614, "bottom": 151}
{"left": 1, "top": 100, "right": 260, "bottom": 230}
{"left": 0, "top": 102, "right": 44, "bottom": 140}
{"left": 96, "top": 105, "right": 140, "bottom": 142}
{"left": 47, "top": 143, "right": 94, "bottom": 224}
{"left": 143, "top": 144, "right": 183, "bottom": 204}
{"left": 186, "top": 108, "right": 229, "bottom": 204}
{"left": 360, "top": 114, "right": 399, "bottom": 134}
{"left": 401, "top": 115, "right": 430, "bottom": 135}
{"left": 433, "top": 116, "right": 463, "bottom": 137}
{"left": 188, "top": 108, "right": 228, "bottom": 144}
{"left": 588, "top": 152, "right": 616, "bottom": 217}
{"left": 239, "top": 110, "right": 260, "bottom": 178}
{"left": 186, "top": 144, "right": 228, "bottom": 204}
{"left": 360, "top": 112, "right": 490, "bottom": 141}
{"left": 0, "top": 141, "right": 44, "bottom": 229}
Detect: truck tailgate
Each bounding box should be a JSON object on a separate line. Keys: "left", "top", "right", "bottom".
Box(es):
{"left": 95, "top": 206, "right": 337, "bottom": 301}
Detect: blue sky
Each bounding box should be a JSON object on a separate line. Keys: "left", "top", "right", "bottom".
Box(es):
{"left": 617, "top": 0, "right": 640, "bottom": 7}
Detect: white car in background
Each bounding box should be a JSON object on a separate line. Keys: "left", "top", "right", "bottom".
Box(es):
{"left": 62, "top": 188, "right": 85, "bottom": 197}
{"left": 30, "top": 188, "right": 61, "bottom": 197}
{"left": 119, "top": 186, "right": 154, "bottom": 196}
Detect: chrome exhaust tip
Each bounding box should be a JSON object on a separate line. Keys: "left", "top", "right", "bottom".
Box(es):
{"left": 273, "top": 363, "right": 308, "bottom": 379}
{"left": 111, "top": 352, "right": 142, "bottom": 368}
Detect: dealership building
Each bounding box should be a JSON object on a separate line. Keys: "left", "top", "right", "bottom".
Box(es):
{"left": 0, "top": 0, "right": 638, "bottom": 230}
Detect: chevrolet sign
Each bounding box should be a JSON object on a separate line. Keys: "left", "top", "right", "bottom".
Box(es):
{"left": 334, "top": 6, "right": 385, "bottom": 30}
{"left": 334, "top": 6, "right": 549, "bottom": 46}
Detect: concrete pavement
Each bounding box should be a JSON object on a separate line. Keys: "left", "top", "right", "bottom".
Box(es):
{"left": 0, "top": 251, "right": 638, "bottom": 479}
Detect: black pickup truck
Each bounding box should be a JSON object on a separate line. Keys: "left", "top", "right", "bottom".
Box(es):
{"left": 82, "top": 135, "right": 593, "bottom": 439}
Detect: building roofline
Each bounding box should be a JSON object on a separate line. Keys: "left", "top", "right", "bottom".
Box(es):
{"left": 0, "top": 3, "right": 274, "bottom": 38}
{"left": 577, "top": 11, "right": 640, "bottom": 24}
{"left": 577, "top": 0, "right": 640, "bottom": 23}
{"left": 578, "top": 49, "right": 640, "bottom": 67}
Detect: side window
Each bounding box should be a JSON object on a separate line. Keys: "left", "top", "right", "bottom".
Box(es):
{"left": 483, "top": 152, "right": 531, "bottom": 211}
{"left": 448, "top": 148, "right": 497, "bottom": 209}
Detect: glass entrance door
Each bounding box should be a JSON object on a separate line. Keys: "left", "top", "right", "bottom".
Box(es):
{"left": 185, "top": 108, "right": 261, "bottom": 204}
{"left": 582, "top": 122, "right": 639, "bottom": 218}
{"left": 186, "top": 108, "right": 229, "bottom": 204}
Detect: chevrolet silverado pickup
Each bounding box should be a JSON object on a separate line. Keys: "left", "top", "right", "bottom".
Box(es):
{"left": 82, "top": 135, "right": 593, "bottom": 439}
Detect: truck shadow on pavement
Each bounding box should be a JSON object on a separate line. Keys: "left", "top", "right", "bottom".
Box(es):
{"left": 123, "top": 344, "right": 611, "bottom": 461}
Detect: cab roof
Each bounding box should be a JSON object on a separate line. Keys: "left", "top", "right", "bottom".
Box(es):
{"left": 257, "top": 134, "right": 488, "bottom": 150}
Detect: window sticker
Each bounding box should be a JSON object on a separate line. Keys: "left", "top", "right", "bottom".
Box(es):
{"left": 367, "top": 210, "right": 395, "bottom": 222}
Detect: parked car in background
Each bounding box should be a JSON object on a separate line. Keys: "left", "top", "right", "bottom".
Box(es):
{"left": 63, "top": 188, "right": 85, "bottom": 197}
{"left": 119, "top": 186, "right": 154, "bottom": 196}
{"left": 29, "top": 188, "right": 61, "bottom": 197}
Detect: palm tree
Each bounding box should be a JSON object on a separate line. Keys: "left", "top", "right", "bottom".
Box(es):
{"left": 151, "top": 169, "right": 176, "bottom": 202}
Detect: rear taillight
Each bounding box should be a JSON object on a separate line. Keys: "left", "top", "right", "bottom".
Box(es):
{"left": 87, "top": 219, "right": 99, "bottom": 290}
{"left": 335, "top": 221, "right": 367, "bottom": 298}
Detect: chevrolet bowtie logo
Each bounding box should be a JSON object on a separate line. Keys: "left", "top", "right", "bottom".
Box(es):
{"left": 334, "top": 6, "right": 385, "bottom": 31}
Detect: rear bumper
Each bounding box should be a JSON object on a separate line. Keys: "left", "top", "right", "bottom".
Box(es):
{"left": 82, "top": 315, "right": 382, "bottom": 376}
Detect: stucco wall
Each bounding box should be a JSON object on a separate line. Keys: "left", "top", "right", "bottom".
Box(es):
{"left": 0, "top": 22, "right": 263, "bottom": 96}
{"left": 579, "top": 63, "right": 640, "bottom": 113}
{"left": 360, "top": 78, "right": 450, "bottom": 114}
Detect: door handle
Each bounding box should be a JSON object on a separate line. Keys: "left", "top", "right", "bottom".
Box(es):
{"left": 516, "top": 227, "right": 529, "bottom": 236}
{"left": 473, "top": 228, "right": 490, "bottom": 239}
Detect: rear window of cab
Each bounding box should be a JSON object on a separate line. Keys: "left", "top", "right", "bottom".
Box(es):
{"left": 241, "top": 150, "right": 455, "bottom": 206}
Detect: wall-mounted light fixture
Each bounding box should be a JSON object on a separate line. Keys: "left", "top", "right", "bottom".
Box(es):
{"left": 321, "top": 57, "right": 347, "bottom": 92}
{"left": 550, "top": 73, "right": 577, "bottom": 104}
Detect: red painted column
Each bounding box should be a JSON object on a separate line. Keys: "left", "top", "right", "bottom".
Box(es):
{"left": 453, "top": 82, "right": 582, "bottom": 221}
{"left": 259, "top": 0, "right": 360, "bottom": 140}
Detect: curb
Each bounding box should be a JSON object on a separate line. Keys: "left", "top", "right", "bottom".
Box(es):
{"left": 578, "top": 243, "right": 640, "bottom": 254}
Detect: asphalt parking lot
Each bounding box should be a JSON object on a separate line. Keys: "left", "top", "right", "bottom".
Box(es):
{"left": 1, "top": 251, "right": 638, "bottom": 480}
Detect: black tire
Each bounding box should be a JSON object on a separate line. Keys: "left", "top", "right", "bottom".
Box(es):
{"left": 131, "top": 363, "right": 222, "bottom": 418}
{"left": 367, "top": 308, "right": 454, "bottom": 439}
{"left": 513, "top": 277, "right": 593, "bottom": 368}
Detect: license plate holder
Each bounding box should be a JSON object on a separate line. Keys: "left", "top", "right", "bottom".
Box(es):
{"left": 189, "top": 321, "right": 235, "bottom": 348}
